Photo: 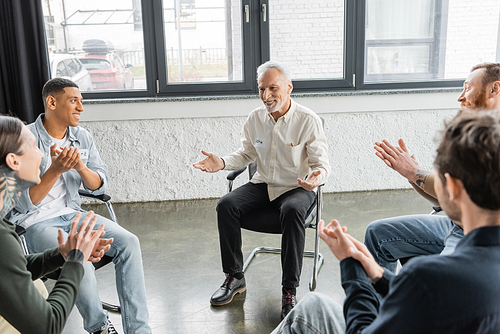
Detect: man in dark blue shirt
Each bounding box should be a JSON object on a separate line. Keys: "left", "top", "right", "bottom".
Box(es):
{"left": 272, "top": 109, "right": 500, "bottom": 334}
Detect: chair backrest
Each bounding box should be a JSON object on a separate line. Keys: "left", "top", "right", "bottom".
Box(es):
{"left": 248, "top": 161, "right": 257, "bottom": 180}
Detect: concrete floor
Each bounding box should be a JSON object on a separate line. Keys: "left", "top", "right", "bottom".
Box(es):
{"left": 48, "top": 189, "right": 434, "bottom": 334}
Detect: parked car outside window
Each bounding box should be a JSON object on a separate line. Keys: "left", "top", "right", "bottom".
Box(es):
{"left": 49, "top": 53, "right": 93, "bottom": 92}
{"left": 79, "top": 39, "right": 134, "bottom": 91}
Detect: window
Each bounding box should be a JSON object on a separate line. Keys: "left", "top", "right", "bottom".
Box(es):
{"left": 40, "top": 0, "right": 500, "bottom": 98}
{"left": 41, "top": 0, "right": 146, "bottom": 94}
{"left": 365, "top": 0, "right": 441, "bottom": 82}
{"left": 44, "top": 15, "right": 56, "bottom": 50}
{"left": 269, "top": 0, "right": 345, "bottom": 80}
{"left": 161, "top": 0, "right": 244, "bottom": 85}
{"left": 360, "top": 0, "right": 500, "bottom": 89}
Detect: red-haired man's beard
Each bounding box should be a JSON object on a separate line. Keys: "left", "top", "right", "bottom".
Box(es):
{"left": 461, "top": 90, "right": 488, "bottom": 109}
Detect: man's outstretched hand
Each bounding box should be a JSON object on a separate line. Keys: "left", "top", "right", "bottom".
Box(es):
{"left": 193, "top": 150, "right": 225, "bottom": 173}
{"left": 374, "top": 139, "right": 420, "bottom": 182}
{"left": 297, "top": 170, "right": 321, "bottom": 191}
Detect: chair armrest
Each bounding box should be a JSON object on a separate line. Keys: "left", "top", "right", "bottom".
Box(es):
{"left": 15, "top": 225, "right": 26, "bottom": 237}
{"left": 78, "top": 189, "right": 111, "bottom": 203}
{"left": 431, "top": 206, "right": 442, "bottom": 214}
{"left": 227, "top": 166, "right": 247, "bottom": 181}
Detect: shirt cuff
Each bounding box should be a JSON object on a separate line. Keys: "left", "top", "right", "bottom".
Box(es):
{"left": 221, "top": 155, "right": 232, "bottom": 169}
{"left": 373, "top": 269, "right": 394, "bottom": 296}
{"left": 66, "top": 249, "right": 85, "bottom": 267}
{"left": 340, "top": 257, "right": 370, "bottom": 284}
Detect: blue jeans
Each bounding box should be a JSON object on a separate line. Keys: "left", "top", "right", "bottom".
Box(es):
{"left": 272, "top": 292, "right": 345, "bottom": 334}
{"left": 364, "top": 214, "right": 464, "bottom": 273}
{"left": 25, "top": 211, "right": 151, "bottom": 334}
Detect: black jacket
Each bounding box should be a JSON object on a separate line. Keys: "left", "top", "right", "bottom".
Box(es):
{"left": 342, "top": 225, "right": 500, "bottom": 334}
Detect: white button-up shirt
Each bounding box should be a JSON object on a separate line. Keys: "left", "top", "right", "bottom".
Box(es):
{"left": 222, "top": 99, "right": 330, "bottom": 201}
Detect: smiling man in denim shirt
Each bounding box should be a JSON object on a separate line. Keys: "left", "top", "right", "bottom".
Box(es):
{"left": 8, "top": 78, "right": 151, "bottom": 334}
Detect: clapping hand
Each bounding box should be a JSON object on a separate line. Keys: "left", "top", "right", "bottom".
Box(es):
{"left": 57, "top": 211, "right": 113, "bottom": 265}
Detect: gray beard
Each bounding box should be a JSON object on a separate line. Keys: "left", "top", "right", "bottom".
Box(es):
{"left": 265, "top": 103, "right": 281, "bottom": 114}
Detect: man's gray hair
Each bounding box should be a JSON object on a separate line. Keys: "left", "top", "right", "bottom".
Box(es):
{"left": 257, "top": 61, "right": 292, "bottom": 82}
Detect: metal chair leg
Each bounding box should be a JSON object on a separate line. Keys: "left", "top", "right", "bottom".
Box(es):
{"left": 19, "top": 235, "right": 30, "bottom": 256}
{"left": 104, "top": 201, "right": 118, "bottom": 224}
{"left": 309, "top": 233, "right": 324, "bottom": 291}
{"left": 310, "top": 185, "right": 323, "bottom": 291}
{"left": 102, "top": 301, "right": 121, "bottom": 313}
{"left": 242, "top": 246, "right": 324, "bottom": 291}
{"left": 243, "top": 185, "right": 325, "bottom": 291}
{"left": 242, "top": 246, "right": 281, "bottom": 272}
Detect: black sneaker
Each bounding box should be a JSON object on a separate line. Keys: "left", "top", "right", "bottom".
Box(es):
{"left": 91, "top": 320, "right": 119, "bottom": 334}
{"left": 210, "top": 274, "right": 246, "bottom": 306}
{"left": 281, "top": 289, "right": 297, "bottom": 320}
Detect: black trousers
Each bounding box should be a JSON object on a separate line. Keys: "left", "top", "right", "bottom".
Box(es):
{"left": 216, "top": 182, "right": 315, "bottom": 288}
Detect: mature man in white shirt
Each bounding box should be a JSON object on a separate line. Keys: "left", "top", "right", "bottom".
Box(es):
{"left": 194, "top": 61, "right": 330, "bottom": 319}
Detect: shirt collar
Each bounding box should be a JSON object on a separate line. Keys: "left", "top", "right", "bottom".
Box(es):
{"left": 34, "top": 114, "right": 78, "bottom": 145}
{"left": 456, "top": 225, "right": 500, "bottom": 250}
{"left": 282, "top": 98, "right": 296, "bottom": 123}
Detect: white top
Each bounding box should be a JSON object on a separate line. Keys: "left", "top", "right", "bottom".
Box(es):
{"left": 222, "top": 99, "right": 330, "bottom": 201}
{"left": 20, "top": 133, "right": 76, "bottom": 228}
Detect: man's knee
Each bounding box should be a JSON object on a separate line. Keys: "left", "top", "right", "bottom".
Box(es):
{"left": 365, "top": 218, "right": 394, "bottom": 242}
{"left": 107, "top": 226, "right": 142, "bottom": 259}
{"left": 301, "top": 292, "right": 326, "bottom": 305}
{"left": 120, "top": 230, "right": 141, "bottom": 251}
{"left": 280, "top": 200, "right": 310, "bottom": 222}
{"left": 216, "top": 192, "right": 237, "bottom": 214}
{"left": 366, "top": 218, "right": 388, "bottom": 234}
{"left": 292, "top": 292, "right": 336, "bottom": 316}
{"left": 364, "top": 219, "right": 392, "bottom": 255}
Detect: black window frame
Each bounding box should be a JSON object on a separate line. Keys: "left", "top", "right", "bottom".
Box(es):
{"left": 72, "top": 0, "right": 467, "bottom": 100}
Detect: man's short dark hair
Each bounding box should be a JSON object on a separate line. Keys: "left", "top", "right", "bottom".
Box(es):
{"left": 471, "top": 63, "right": 500, "bottom": 87}
{"left": 42, "top": 78, "right": 79, "bottom": 108}
{"left": 435, "top": 109, "right": 500, "bottom": 210}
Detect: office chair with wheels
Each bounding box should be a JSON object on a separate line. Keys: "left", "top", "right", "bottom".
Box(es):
{"left": 226, "top": 161, "right": 325, "bottom": 291}
{"left": 16, "top": 189, "right": 121, "bottom": 313}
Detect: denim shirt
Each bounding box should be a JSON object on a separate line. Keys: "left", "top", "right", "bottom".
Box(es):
{"left": 8, "top": 114, "right": 108, "bottom": 225}
{"left": 341, "top": 225, "right": 500, "bottom": 334}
